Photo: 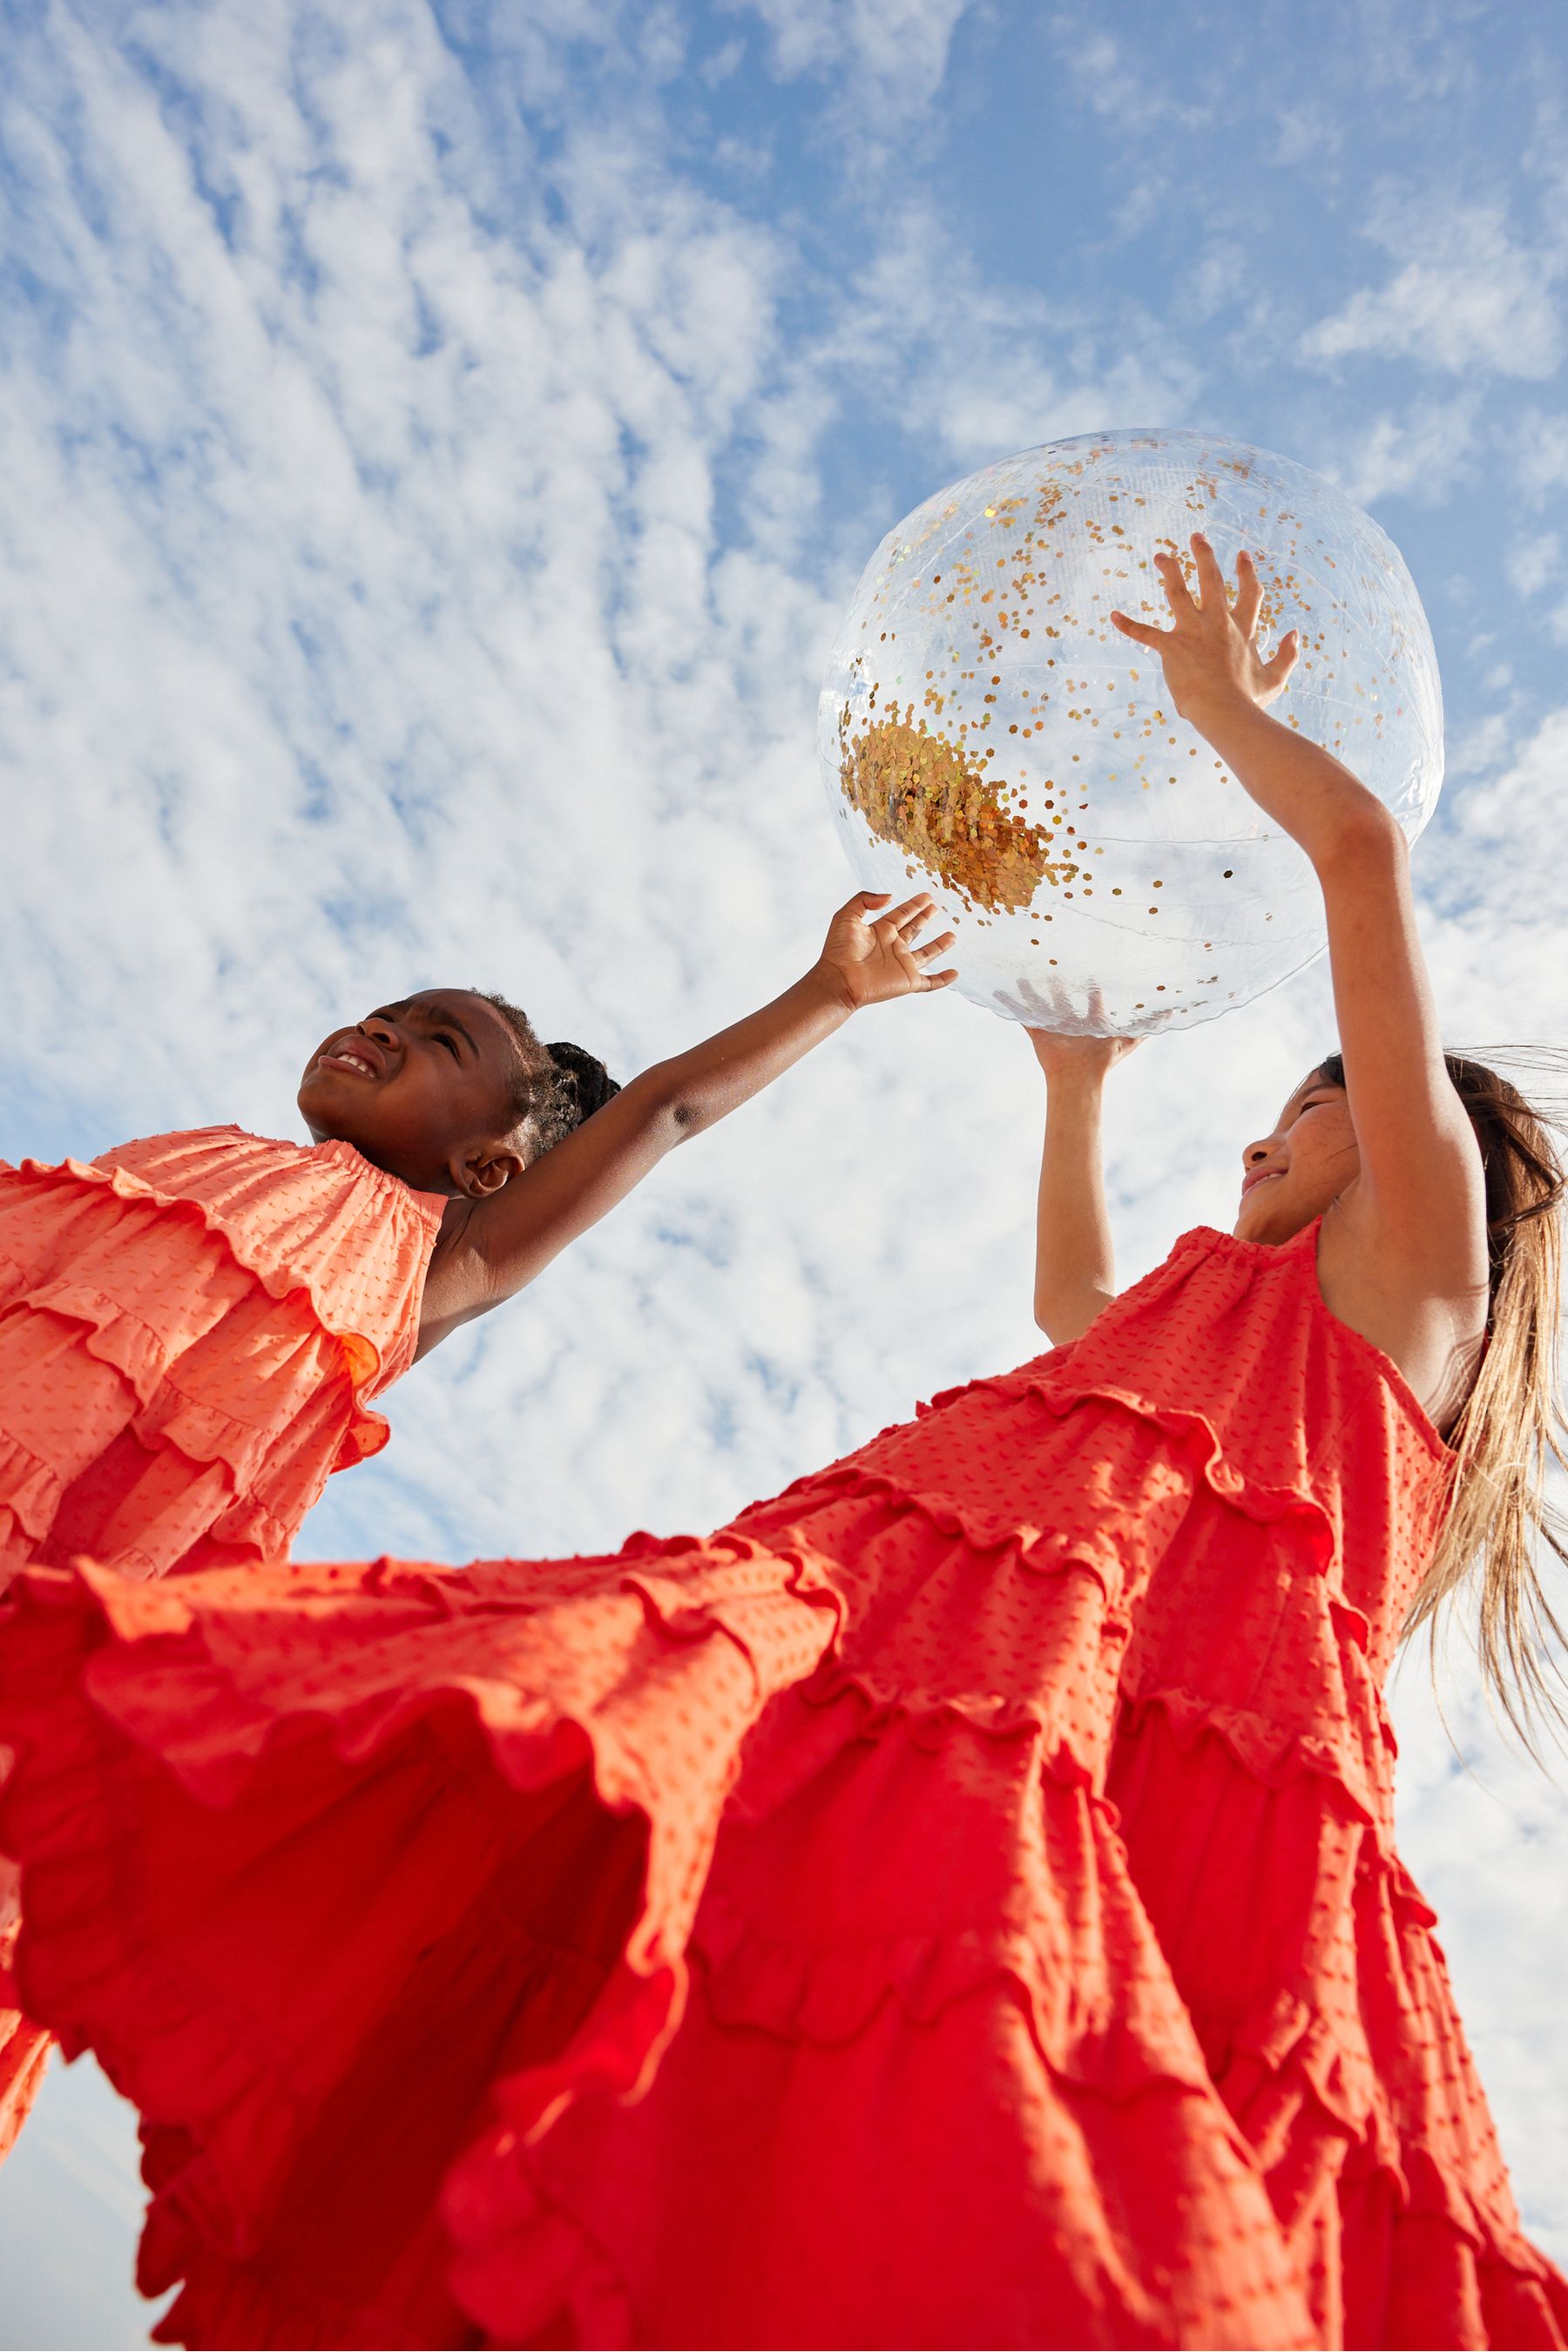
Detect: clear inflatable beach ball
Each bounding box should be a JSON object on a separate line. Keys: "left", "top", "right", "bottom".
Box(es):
{"left": 819, "top": 429, "right": 1443, "bottom": 1034}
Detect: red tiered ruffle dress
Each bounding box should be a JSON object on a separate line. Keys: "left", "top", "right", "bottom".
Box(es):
{"left": 1098, "top": 1229, "right": 1566, "bottom": 2348}
{"left": 0, "top": 1127, "right": 445, "bottom": 2159}
{"left": 0, "top": 1223, "right": 1559, "bottom": 2350}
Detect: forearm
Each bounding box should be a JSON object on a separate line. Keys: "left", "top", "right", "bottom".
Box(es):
{"left": 1186, "top": 693, "right": 1399, "bottom": 871}
{"left": 1191, "top": 689, "right": 1443, "bottom": 1062}
{"left": 640, "top": 965, "right": 854, "bottom": 1139}
{"left": 419, "top": 967, "right": 853, "bottom": 1349}
{"left": 419, "top": 892, "right": 950, "bottom": 1355}
{"left": 1034, "top": 1070, "right": 1116, "bottom": 1341}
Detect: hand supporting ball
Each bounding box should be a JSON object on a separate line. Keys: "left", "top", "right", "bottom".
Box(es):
{"left": 819, "top": 429, "right": 1443, "bottom": 1035}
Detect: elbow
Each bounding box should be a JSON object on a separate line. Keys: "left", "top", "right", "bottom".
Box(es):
{"left": 665, "top": 1084, "right": 713, "bottom": 1139}
{"left": 639, "top": 1062, "right": 711, "bottom": 1143}
{"left": 1034, "top": 1285, "right": 1112, "bottom": 1347}
{"left": 1316, "top": 795, "right": 1407, "bottom": 878}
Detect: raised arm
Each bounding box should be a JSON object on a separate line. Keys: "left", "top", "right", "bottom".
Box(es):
{"left": 1028, "top": 1033, "right": 1138, "bottom": 1343}
{"left": 1112, "top": 537, "right": 1486, "bottom": 1402}
{"left": 415, "top": 892, "right": 956, "bottom": 1356}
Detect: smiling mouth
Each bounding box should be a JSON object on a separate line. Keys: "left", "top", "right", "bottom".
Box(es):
{"left": 319, "top": 1044, "right": 381, "bottom": 1079}
{"left": 1240, "top": 1169, "right": 1284, "bottom": 1198}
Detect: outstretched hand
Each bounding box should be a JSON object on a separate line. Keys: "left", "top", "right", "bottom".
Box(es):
{"left": 1026, "top": 1029, "right": 1139, "bottom": 1081}
{"left": 1000, "top": 979, "right": 1146, "bottom": 1071}
{"left": 1111, "top": 533, "right": 1299, "bottom": 724}
{"left": 815, "top": 890, "right": 958, "bottom": 1011}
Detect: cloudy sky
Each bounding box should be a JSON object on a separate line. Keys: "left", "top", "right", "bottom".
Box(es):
{"left": 3, "top": 2, "right": 1568, "bottom": 2342}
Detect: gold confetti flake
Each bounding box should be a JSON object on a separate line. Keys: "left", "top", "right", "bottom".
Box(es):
{"left": 838, "top": 711, "right": 1074, "bottom": 914}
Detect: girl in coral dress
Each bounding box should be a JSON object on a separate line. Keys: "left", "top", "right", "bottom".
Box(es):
{"left": 1, "top": 538, "right": 1563, "bottom": 2351}
{"left": 0, "top": 892, "right": 954, "bottom": 2158}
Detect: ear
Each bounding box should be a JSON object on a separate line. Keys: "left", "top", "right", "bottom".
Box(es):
{"left": 454, "top": 1141, "right": 527, "bottom": 1200}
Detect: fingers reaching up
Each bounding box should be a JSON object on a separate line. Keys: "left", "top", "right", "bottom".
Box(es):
{"left": 821, "top": 890, "right": 959, "bottom": 1009}
{"left": 1109, "top": 533, "right": 1300, "bottom": 720}
{"left": 1232, "top": 547, "right": 1263, "bottom": 639}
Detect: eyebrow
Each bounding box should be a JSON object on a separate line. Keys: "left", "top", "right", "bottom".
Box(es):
{"left": 418, "top": 1000, "right": 480, "bottom": 1056}
{"left": 372, "top": 1000, "right": 481, "bottom": 1057}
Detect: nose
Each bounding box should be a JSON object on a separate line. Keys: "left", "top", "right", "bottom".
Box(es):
{"left": 360, "top": 1016, "right": 398, "bottom": 1044}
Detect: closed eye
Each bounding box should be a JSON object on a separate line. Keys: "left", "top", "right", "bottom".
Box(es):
{"left": 436, "top": 1031, "right": 461, "bottom": 1059}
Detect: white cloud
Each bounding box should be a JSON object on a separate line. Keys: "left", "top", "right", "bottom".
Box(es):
{"left": 1418, "top": 705, "right": 1568, "bottom": 1040}
{"left": 1303, "top": 201, "right": 1564, "bottom": 378}
{"left": 1515, "top": 406, "right": 1568, "bottom": 497}
{"left": 805, "top": 201, "right": 1202, "bottom": 476}
{"left": 1443, "top": 706, "right": 1515, "bottom": 782}
{"left": 1341, "top": 0, "right": 1485, "bottom": 105}
{"left": 1507, "top": 530, "right": 1561, "bottom": 598}
{"left": 1328, "top": 391, "right": 1479, "bottom": 506}
{"left": 1048, "top": 19, "right": 1209, "bottom": 132}
{"left": 726, "top": 0, "right": 977, "bottom": 112}
{"left": 1273, "top": 103, "right": 1343, "bottom": 167}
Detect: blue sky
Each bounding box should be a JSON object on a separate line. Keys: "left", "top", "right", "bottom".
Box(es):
{"left": 2, "top": 4, "right": 1567, "bottom": 2343}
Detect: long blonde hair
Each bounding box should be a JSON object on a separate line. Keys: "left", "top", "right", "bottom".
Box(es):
{"left": 1321, "top": 1051, "right": 1568, "bottom": 1745}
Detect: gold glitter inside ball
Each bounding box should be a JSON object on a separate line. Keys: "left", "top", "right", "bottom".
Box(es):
{"left": 837, "top": 710, "right": 1078, "bottom": 915}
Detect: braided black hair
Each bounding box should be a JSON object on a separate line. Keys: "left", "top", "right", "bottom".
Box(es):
{"left": 473, "top": 991, "right": 620, "bottom": 1158}
{"left": 544, "top": 1038, "right": 622, "bottom": 1130}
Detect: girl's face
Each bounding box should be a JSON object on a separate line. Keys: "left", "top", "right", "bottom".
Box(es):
{"left": 1233, "top": 1069, "right": 1359, "bottom": 1244}
{"left": 298, "top": 990, "right": 527, "bottom": 1196}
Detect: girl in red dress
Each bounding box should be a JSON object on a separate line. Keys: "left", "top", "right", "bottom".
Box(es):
{"left": 1, "top": 541, "right": 1562, "bottom": 2350}
{"left": 0, "top": 893, "right": 954, "bottom": 2157}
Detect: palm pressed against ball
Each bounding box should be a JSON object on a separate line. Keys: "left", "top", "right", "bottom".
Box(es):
{"left": 820, "top": 428, "right": 1443, "bottom": 1035}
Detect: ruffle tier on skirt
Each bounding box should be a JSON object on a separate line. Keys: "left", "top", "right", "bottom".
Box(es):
{"left": 0, "top": 1152, "right": 423, "bottom": 2166}
{"left": 1102, "top": 1456, "right": 1568, "bottom": 2352}
{"left": 0, "top": 1372, "right": 1319, "bottom": 2350}
{"left": 1110, "top": 1697, "right": 1568, "bottom": 2351}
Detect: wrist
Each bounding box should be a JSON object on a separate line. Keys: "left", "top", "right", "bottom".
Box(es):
{"left": 1179, "top": 685, "right": 1275, "bottom": 747}
{"left": 1180, "top": 679, "right": 1257, "bottom": 725}
{"left": 798, "top": 959, "right": 861, "bottom": 1022}
{"left": 1030, "top": 1037, "right": 1115, "bottom": 1093}
{"left": 1037, "top": 1055, "right": 1103, "bottom": 1089}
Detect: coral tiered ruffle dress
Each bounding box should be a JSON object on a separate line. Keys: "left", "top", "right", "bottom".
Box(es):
{"left": 0, "top": 1223, "right": 1559, "bottom": 2349}
{"left": 0, "top": 1127, "right": 444, "bottom": 2157}
{"left": 1101, "top": 1231, "right": 1566, "bottom": 2346}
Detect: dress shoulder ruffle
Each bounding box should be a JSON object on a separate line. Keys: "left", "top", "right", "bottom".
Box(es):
{"left": 0, "top": 1139, "right": 441, "bottom": 1585}
{"left": 29, "top": 1125, "right": 445, "bottom": 1399}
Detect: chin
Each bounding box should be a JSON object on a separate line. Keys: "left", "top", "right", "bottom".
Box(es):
{"left": 296, "top": 1079, "right": 335, "bottom": 1124}
{"left": 296, "top": 1085, "right": 364, "bottom": 1146}
{"left": 1233, "top": 1183, "right": 1299, "bottom": 1245}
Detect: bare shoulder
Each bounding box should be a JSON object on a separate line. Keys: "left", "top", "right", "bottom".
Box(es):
{"left": 1314, "top": 1167, "right": 1488, "bottom": 1431}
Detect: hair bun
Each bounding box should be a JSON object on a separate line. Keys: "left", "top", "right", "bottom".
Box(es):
{"left": 546, "top": 1040, "right": 621, "bottom": 1125}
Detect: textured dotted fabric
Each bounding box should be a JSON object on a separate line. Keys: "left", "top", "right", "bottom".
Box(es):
{"left": 0, "top": 1127, "right": 445, "bottom": 2168}
{"left": 0, "top": 1128, "right": 445, "bottom": 1587}
{"left": 1096, "top": 1242, "right": 1563, "bottom": 2349}
{"left": 0, "top": 1222, "right": 1561, "bottom": 2350}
